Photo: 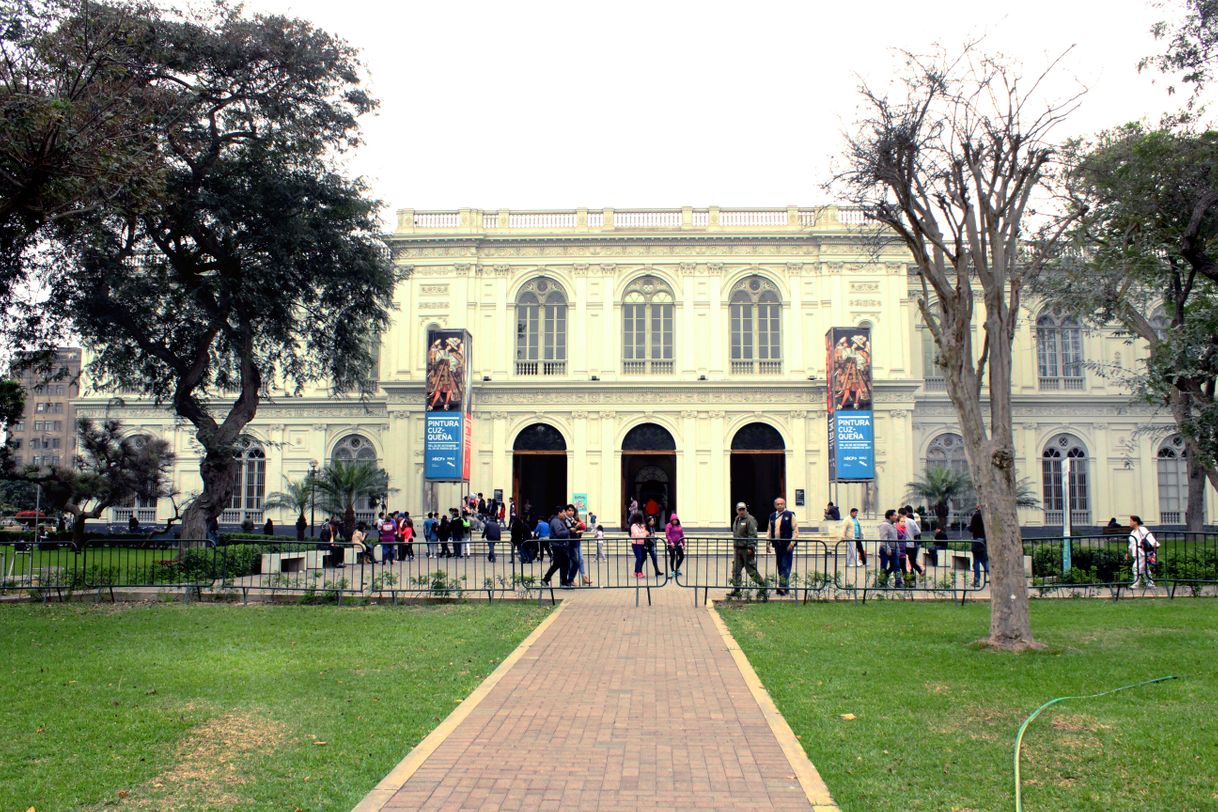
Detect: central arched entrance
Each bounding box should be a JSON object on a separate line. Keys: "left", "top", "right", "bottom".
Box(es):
{"left": 730, "top": 422, "right": 785, "bottom": 524}
{"left": 512, "top": 423, "right": 567, "bottom": 524}
{"left": 621, "top": 423, "right": 677, "bottom": 529}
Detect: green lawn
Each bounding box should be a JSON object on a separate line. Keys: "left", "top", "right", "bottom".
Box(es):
{"left": 719, "top": 600, "right": 1218, "bottom": 812}
{"left": 0, "top": 601, "right": 550, "bottom": 810}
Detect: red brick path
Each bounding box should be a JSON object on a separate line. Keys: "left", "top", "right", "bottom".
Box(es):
{"left": 362, "top": 585, "right": 835, "bottom": 811}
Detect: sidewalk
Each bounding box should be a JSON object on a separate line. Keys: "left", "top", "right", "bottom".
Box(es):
{"left": 356, "top": 585, "right": 837, "bottom": 811}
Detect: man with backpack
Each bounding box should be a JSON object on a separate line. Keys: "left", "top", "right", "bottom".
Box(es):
{"left": 1127, "top": 514, "right": 1159, "bottom": 589}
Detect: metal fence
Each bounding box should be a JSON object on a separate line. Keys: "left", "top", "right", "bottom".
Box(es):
{"left": 673, "top": 537, "right": 833, "bottom": 605}
{"left": 3, "top": 531, "right": 1214, "bottom": 604}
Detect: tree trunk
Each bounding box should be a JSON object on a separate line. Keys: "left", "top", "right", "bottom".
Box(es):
{"left": 1186, "top": 452, "right": 1207, "bottom": 533}
{"left": 71, "top": 512, "right": 88, "bottom": 545}
{"left": 181, "top": 445, "right": 239, "bottom": 541}
{"left": 942, "top": 307, "right": 1039, "bottom": 651}
{"left": 343, "top": 505, "right": 355, "bottom": 541}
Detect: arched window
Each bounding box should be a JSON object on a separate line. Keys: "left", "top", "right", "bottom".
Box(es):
{"left": 1042, "top": 433, "right": 1089, "bottom": 526}
{"left": 332, "top": 434, "right": 378, "bottom": 519}
{"left": 1036, "top": 312, "right": 1084, "bottom": 390}
{"left": 515, "top": 277, "right": 567, "bottom": 375}
{"left": 729, "top": 275, "right": 781, "bottom": 375}
{"left": 925, "top": 432, "right": 975, "bottom": 519}
{"left": 227, "top": 436, "right": 266, "bottom": 524}
{"left": 1157, "top": 435, "right": 1195, "bottom": 524}
{"left": 622, "top": 275, "right": 674, "bottom": 374}
{"left": 331, "top": 434, "right": 377, "bottom": 464}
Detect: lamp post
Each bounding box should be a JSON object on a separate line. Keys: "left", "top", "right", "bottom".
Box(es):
{"left": 308, "top": 459, "right": 318, "bottom": 538}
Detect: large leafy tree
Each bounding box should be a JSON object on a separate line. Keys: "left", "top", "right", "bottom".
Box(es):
{"left": 0, "top": 0, "right": 163, "bottom": 309}
{"left": 1049, "top": 125, "right": 1218, "bottom": 530}
{"left": 834, "top": 48, "right": 1080, "bottom": 650}
{"left": 54, "top": 3, "right": 393, "bottom": 540}
{"left": 37, "top": 418, "right": 172, "bottom": 542}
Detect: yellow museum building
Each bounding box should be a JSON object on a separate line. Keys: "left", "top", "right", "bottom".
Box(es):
{"left": 77, "top": 206, "right": 1216, "bottom": 531}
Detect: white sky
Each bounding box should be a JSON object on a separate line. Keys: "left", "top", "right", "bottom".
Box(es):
{"left": 244, "top": 0, "right": 1185, "bottom": 224}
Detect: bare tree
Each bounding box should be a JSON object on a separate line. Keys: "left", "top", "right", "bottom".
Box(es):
{"left": 833, "top": 47, "right": 1081, "bottom": 650}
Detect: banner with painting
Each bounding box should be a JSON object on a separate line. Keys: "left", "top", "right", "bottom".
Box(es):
{"left": 826, "top": 326, "right": 874, "bottom": 481}
{"left": 425, "top": 329, "right": 473, "bottom": 480}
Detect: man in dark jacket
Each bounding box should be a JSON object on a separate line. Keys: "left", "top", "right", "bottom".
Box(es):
{"left": 542, "top": 506, "right": 572, "bottom": 588}
{"left": 969, "top": 505, "right": 988, "bottom": 588}
{"left": 482, "top": 516, "right": 502, "bottom": 562}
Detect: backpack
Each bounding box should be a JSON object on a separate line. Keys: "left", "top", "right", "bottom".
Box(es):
{"left": 1140, "top": 532, "right": 1157, "bottom": 553}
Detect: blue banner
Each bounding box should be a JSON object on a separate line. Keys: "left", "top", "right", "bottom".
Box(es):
{"left": 833, "top": 412, "right": 874, "bottom": 480}
{"left": 424, "top": 412, "right": 463, "bottom": 480}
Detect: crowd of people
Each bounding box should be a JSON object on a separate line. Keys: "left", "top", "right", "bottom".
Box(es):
{"left": 291, "top": 491, "right": 1162, "bottom": 593}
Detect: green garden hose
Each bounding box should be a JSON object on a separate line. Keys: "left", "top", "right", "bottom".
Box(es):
{"left": 1013, "top": 675, "right": 1178, "bottom": 811}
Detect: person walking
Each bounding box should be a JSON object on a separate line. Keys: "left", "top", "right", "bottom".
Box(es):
{"left": 629, "top": 511, "right": 649, "bottom": 578}
{"left": 665, "top": 514, "right": 686, "bottom": 577}
{"left": 533, "top": 514, "right": 551, "bottom": 562}
{"left": 878, "top": 509, "right": 901, "bottom": 587}
{"left": 842, "top": 507, "right": 865, "bottom": 566}
{"left": 542, "top": 506, "right": 572, "bottom": 588}
{"left": 901, "top": 505, "right": 925, "bottom": 584}
{"left": 644, "top": 515, "right": 663, "bottom": 577}
{"left": 423, "top": 512, "right": 438, "bottom": 558}
{"left": 510, "top": 512, "right": 529, "bottom": 563}
{"left": 767, "top": 496, "right": 798, "bottom": 596}
{"left": 437, "top": 513, "right": 452, "bottom": 558}
{"left": 482, "top": 515, "right": 502, "bottom": 562}
{"left": 1127, "top": 514, "right": 1159, "bottom": 588}
{"left": 594, "top": 524, "right": 606, "bottom": 561}
{"left": 969, "top": 505, "right": 988, "bottom": 588}
{"left": 727, "top": 502, "right": 764, "bottom": 598}
{"left": 565, "top": 505, "right": 591, "bottom": 586}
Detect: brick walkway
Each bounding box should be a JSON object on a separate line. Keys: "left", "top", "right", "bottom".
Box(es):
{"left": 357, "top": 584, "right": 837, "bottom": 811}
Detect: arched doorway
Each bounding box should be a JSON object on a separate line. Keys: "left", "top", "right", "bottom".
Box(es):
{"left": 512, "top": 424, "right": 567, "bottom": 524}
{"left": 621, "top": 423, "right": 677, "bottom": 529}
{"left": 731, "top": 423, "right": 785, "bottom": 525}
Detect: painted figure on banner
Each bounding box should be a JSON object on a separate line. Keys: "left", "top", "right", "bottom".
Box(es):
{"left": 426, "top": 335, "right": 465, "bottom": 411}
{"left": 832, "top": 332, "right": 872, "bottom": 410}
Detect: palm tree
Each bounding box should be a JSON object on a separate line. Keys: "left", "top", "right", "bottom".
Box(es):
{"left": 264, "top": 476, "right": 314, "bottom": 538}
{"left": 907, "top": 465, "right": 973, "bottom": 530}
{"left": 313, "top": 460, "right": 390, "bottom": 539}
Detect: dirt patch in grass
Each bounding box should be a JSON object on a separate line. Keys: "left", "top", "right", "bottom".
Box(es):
{"left": 125, "top": 712, "right": 289, "bottom": 809}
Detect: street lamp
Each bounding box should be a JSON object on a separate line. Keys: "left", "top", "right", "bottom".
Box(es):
{"left": 308, "top": 459, "right": 318, "bottom": 538}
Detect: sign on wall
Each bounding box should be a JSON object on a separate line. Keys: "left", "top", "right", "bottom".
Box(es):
{"left": 826, "top": 326, "right": 875, "bottom": 481}
{"left": 424, "top": 329, "right": 473, "bottom": 481}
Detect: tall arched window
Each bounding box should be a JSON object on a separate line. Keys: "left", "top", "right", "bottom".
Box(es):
{"left": 1157, "top": 435, "right": 1193, "bottom": 524}
{"left": 622, "top": 275, "right": 674, "bottom": 374}
{"left": 1036, "top": 312, "right": 1084, "bottom": 390}
{"left": 925, "top": 432, "right": 975, "bottom": 520}
{"left": 227, "top": 436, "right": 266, "bottom": 523}
{"left": 729, "top": 275, "right": 781, "bottom": 375}
{"left": 515, "top": 277, "right": 567, "bottom": 375}
{"left": 332, "top": 434, "right": 379, "bottom": 519}
{"left": 1042, "top": 433, "right": 1089, "bottom": 526}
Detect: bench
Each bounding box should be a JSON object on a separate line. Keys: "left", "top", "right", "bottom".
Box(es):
{"left": 260, "top": 550, "right": 329, "bottom": 573}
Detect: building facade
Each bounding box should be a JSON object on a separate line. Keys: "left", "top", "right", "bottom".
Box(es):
{"left": 77, "top": 207, "right": 1216, "bottom": 530}
{"left": 7, "top": 348, "right": 81, "bottom": 471}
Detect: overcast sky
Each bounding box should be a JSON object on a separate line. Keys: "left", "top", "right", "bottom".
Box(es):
{"left": 236, "top": 0, "right": 1187, "bottom": 223}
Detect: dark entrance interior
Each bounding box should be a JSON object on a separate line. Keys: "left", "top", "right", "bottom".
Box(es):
{"left": 730, "top": 422, "right": 785, "bottom": 526}
{"left": 512, "top": 424, "right": 567, "bottom": 524}
{"left": 621, "top": 423, "right": 676, "bottom": 529}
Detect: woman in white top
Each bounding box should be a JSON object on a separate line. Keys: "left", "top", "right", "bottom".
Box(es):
{"left": 1127, "top": 514, "right": 1158, "bottom": 589}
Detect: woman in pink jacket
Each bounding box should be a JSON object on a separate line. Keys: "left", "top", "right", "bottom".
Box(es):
{"left": 665, "top": 514, "right": 686, "bottom": 578}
